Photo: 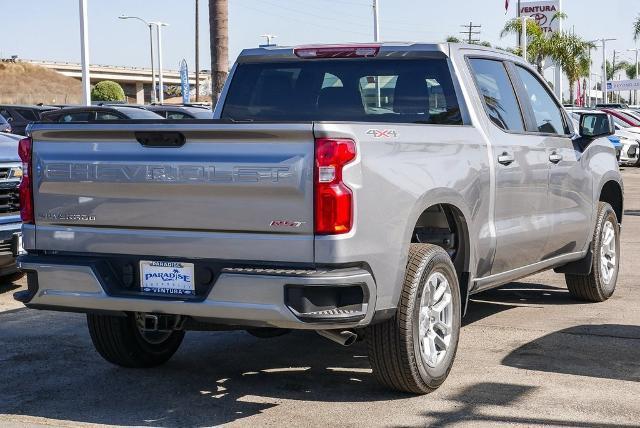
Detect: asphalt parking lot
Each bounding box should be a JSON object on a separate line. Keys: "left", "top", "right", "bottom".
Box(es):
{"left": 1, "top": 171, "right": 639, "bottom": 427}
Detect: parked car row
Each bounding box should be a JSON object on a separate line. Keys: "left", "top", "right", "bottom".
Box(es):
{"left": 0, "top": 103, "right": 213, "bottom": 133}
{"left": 567, "top": 106, "right": 640, "bottom": 167}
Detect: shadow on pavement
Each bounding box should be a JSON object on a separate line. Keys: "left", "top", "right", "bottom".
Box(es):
{"left": 502, "top": 324, "right": 640, "bottom": 382}
{"left": 421, "top": 382, "right": 637, "bottom": 427}
{"left": 464, "top": 281, "right": 578, "bottom": 325}
{"left": 0, "top": 281, "right": 626, "bottom": 426}
{"left": 0, "top": 310, "right": 404, "bottom": 426}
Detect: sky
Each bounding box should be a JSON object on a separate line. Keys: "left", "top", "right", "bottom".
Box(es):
{"left": 1, "top": 0, "right": 639, "bottom": 92}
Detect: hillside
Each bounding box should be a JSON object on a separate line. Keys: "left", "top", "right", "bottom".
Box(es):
{"left": 0, "top": 62, "right": 81, "bottom": 104}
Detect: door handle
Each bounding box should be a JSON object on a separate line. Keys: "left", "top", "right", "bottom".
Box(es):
{"left": 497, "top": 152, "right": 515, "bottom": 166}
{"left": 549, "top": 152, "right": 563, "bottom": 164}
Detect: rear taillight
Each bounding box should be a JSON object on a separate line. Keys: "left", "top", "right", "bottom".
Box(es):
{"left": 18, "top": 137, "right": 33, "bottom": 223}
{"left": 314, "top": 138, "right": 356, "bottom": 235}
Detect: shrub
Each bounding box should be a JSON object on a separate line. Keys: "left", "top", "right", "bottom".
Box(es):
{"left": 91, "top": 80, "right": 125, "bottom": 102}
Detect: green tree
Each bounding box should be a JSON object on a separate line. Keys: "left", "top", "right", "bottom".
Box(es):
{"left": 625, "top": 63, "right": 638, "bottom": 104}
{"left": 626, "top": 63, "right": 638, "bottom": 80}
{"left": 606, "top": 60, "right": 628, "bottom": 81}
{"left": 446, "top": 36, "right": 461, "bottom": 43}
{"left": 634, "top": 14, "right": 640, "bottom": 41}
{"left": 91, "top": 80, "right": 125, "bottom": 102}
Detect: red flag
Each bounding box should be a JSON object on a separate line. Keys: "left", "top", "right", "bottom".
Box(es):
{"left": 576, "top": 80, "right": 582, "bottom": 107}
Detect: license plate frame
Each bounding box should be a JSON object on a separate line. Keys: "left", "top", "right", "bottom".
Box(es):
{"left": 139, "top": 260, "right": 196, "bottom": 296}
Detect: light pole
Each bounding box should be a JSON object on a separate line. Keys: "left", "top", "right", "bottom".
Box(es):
{"left": 259, "top": 34, "right": 277, "bottom": 46}
{"left": 629, "top": 48, "right": 640, "bottom": 105}
{"left": 598, "top": 38, "right": 616, "bottom": 104}
{"left": 119, "top": 15, "right": 157, "bottom": 103}
{"left": 373, "top": 0, "right": 380, "bottom": 42}
{"left": 590, "top": 73, "right": 600, "bottom": 105}
{"left": 155, "top": 22, "right": 169, "bottom": 104}
{"left": 79, "top": 0, "right": 91, "bottom": 105}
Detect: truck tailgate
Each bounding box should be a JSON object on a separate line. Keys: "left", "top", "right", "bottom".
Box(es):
{"left": 30, "top": 122, "right": 315, "bottom": 263}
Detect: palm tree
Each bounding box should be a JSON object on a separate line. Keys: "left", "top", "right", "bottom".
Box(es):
{"left": 550, "top": 33, "right": 594, "bottom": 105}
{"left": 500, "top": 12, "right": 567, "bottom": 74}
{"left": 625, "top": 63, "right": 638, "bottom": 104}
{"left": 634, "top": 15, "right": 640, "bottom": 41}
{"left": 500, "top": 18, "right": 546, "bottom": 73}
{"left": 606, "top": 60, "right": 629, "bottom": 81}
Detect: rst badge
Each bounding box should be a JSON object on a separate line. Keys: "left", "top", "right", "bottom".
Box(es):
{"left": 270, "top": 220, "right": 306, "bottom": 228}
{"left": 366, "top": 129, "right": 399, "bottom": 139}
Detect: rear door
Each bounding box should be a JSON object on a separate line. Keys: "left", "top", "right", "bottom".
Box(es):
{"left": 513, "top": 65, "right": 592, "bottom": 258}
{"left": 468, "top": 58, "right": 551, "bottom": 275}
{"left": 31, "top": 123, "right": 315, "bottom": 262}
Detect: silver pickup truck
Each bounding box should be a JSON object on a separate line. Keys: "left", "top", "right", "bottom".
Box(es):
{"left": 15, "top": 43, "right": 622, "bottom": 394}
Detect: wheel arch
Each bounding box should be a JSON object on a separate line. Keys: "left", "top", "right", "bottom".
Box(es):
{"left": 405, "top": 193, "right": 473, "bottom": 315}
{"left": 599, "top": 179, "right": 623, "bottom": 224}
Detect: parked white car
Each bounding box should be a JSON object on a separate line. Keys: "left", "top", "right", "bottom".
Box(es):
{"left": 568, "top": 109, "right": 639, "bottom": 166}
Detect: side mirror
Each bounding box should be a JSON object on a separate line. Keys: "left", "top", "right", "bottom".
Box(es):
{"left": 579, "top": 112, "right": 614, "bottom": 139}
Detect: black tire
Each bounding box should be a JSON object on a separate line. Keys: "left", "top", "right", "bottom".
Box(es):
{"left": 565, "top": 202, "right": 620, "bottom": 302}
{"left": 87, "top": 313, "right": 185, "bottom": 368}
{"left": 366, "top": 243, "right": 461, "bottom": 394}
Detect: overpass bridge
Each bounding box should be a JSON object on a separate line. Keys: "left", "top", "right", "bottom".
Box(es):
{"left": 24, "top": 59, "right": 211, "bottom": 103}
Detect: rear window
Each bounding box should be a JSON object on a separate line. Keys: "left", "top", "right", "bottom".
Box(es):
{"left": 15, "top": 109, "right": 38, "bottom": 121}
{"left": 222, "top": 59, "right": 462, "bottom": 124}
{"left": 114, "top": 107, "right": 165, "bottom": 120}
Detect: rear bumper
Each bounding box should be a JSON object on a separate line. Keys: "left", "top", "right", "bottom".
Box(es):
{"left": 17, "top": 255, "right": 378, "bottom": 330}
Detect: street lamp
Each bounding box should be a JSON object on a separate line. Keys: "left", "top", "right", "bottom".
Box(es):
{"left": 119, "top": 15, "right": 157, "bottom": 103}
{"left": 628, "top": 48, "right": 640, "bottom": 105}
{"left": 154, "top": 22, "right": 169, "bottom": 104}
{"left": 119, "top": 16, "right": 168, "bottom": 103}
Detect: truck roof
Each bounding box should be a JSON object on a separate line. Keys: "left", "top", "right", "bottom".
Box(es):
{"left": 237, "top": 42, "right": 523, "bottom": 63}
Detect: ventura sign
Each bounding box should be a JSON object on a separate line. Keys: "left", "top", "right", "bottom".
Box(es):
{"left": 520, "top": 0, "right": 561, "bottom": 33}
{"left": 606, "top": 79, "right": 640, "bottom": 92}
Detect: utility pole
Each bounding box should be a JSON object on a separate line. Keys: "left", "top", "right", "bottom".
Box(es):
{"left": 460, "top": 22, "right": 481, "bottom": 44}
{"left": 195, "top": 0, "right": 200, "bottom": 102}
{"left": 209, "top": 0, "right": 229, "bottom": 104}
{"left": 373, "top": 0, "right": 380, "bottom": 42}
{"left": 79, "top": 0, "right": 91, "bottom": 105}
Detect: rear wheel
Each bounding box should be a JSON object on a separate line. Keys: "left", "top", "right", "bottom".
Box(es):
{"left": 87, "top": 313, "right": 185, "bottom": 368}
{"left": 366, "top": 244, "right": 461, "bottom": 394}
{"left": 565, "top": 202, "right": 620, "bottom": 302}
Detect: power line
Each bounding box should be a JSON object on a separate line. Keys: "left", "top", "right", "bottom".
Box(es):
{"left": 460, "top": 22, "right": 481, "bottom": 43}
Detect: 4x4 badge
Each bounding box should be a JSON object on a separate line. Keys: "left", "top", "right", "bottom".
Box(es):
{"left": 366, "top": 129, "right": 399, "bottom": 139}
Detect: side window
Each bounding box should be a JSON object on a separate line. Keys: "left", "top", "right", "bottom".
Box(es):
{"left": 166, "top": 112, "right": 190, "bottom": 120}
{"left": 15, "top": 109, "right": 37, "bottom": 121}
{"left": 515, "top": 66, "right": 568, "bottom": 135}
{"left": 59, "top": 112, "right": 92, "bottom": 122}
{"left": 95, "top": 112, "right": 122, "bottom": 121}
{"left": 0, "top": 110, "right": 11, "bottom": 120}
{"left": 468, "top": 58, "right": 525, "bottom": 132}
